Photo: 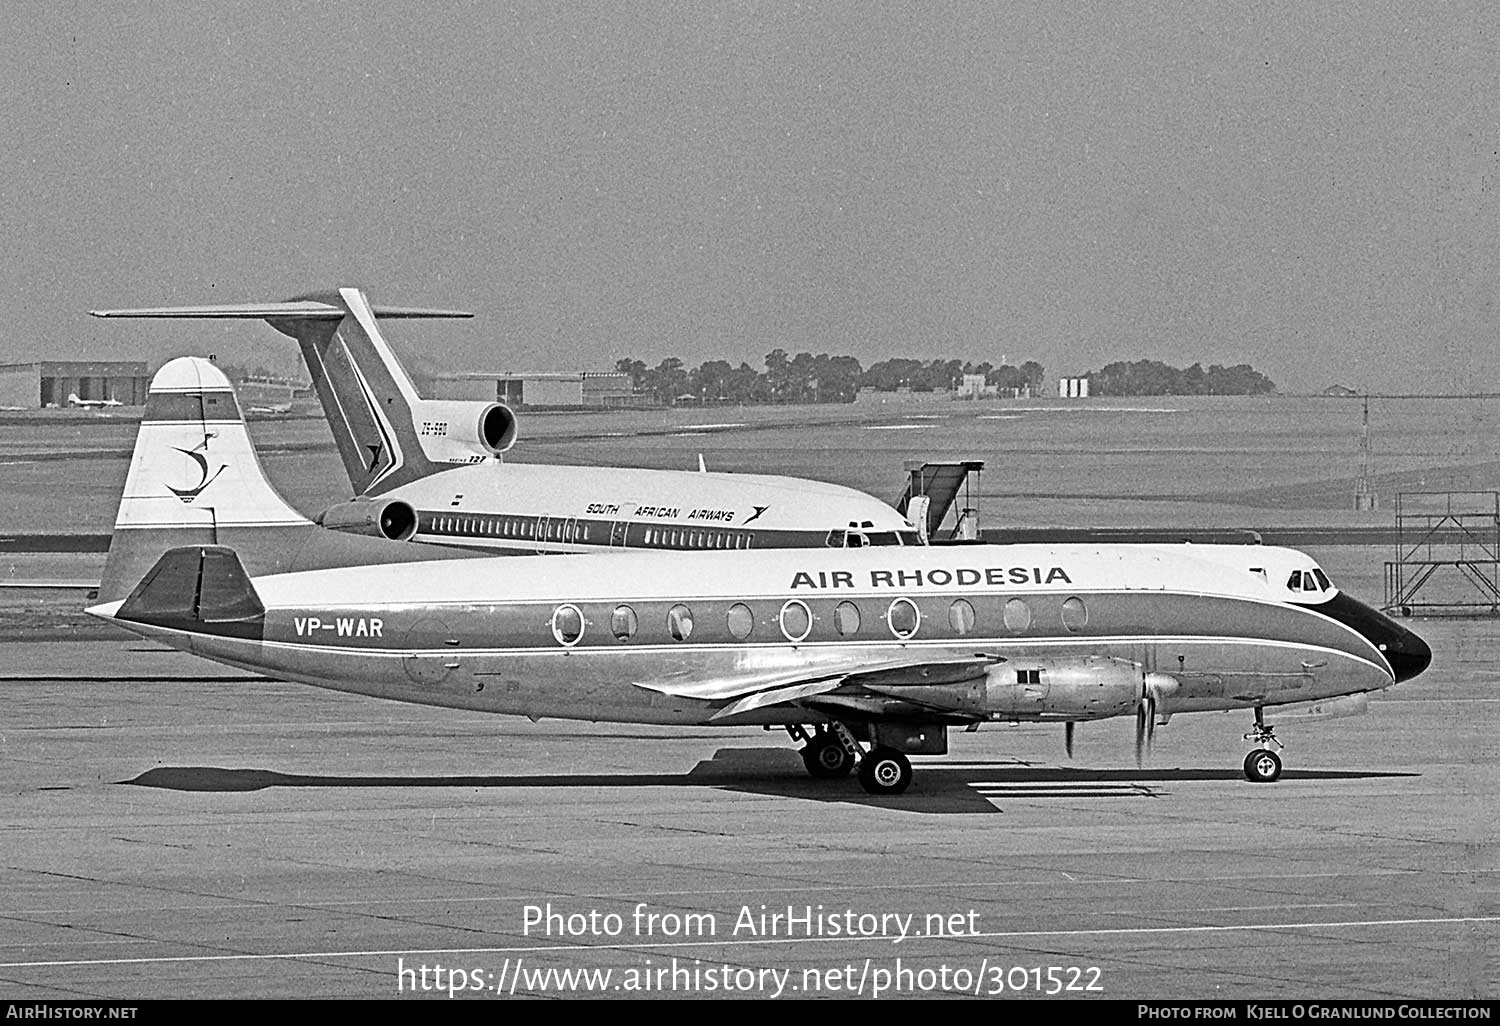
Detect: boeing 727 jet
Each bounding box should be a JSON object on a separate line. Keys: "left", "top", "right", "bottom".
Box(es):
{"left": 88, "top": 397, "right": 1431, "bottom": 794}
{"left": 91, "top": 289, "right": 920, "bottom": 554}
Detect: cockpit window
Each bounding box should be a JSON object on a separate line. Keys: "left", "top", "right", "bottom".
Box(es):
{"left": 1287, "top": 568, "right": 1330, "bottom": 594}
{"left": 866, "top": 531, "right": 900, "bottom": 546}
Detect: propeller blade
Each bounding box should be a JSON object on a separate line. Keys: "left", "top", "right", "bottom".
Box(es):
{"left": 1135, "top": 703, "right": 1147, "bottom": 767}
{"left": 1064, "top": 722, "right": 1075, "bottom": 758}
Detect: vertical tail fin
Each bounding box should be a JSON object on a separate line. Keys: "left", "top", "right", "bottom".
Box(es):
{"left": 91, "top": 289, "right": 473, "bottom": 496}
{"left": 97, "top": 356, "right": 474, "bottom": 601}
{"left": 97, "top": 357, "right": 311, "bottom": 601}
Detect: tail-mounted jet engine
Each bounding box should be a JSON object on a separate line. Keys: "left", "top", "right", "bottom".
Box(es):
{"left": 411, "top": 400, "right": 518, "bottom": 464}
{"left": 317, "top": 497, "right": 419, "bottom": 542}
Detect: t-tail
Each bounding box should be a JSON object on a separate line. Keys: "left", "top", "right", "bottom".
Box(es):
{"left": 97, "top": 357, "right": 469, "bottom": 602}
{"left": 91, "top": 288, "right": 516, "bottom": 496}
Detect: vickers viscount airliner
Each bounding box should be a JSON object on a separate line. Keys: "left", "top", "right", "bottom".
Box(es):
{"left": 88, "top": 387, "right": 1431, "bottom": 794}
{"left": 91, "top": 288, "right": 921, "bottom": 555}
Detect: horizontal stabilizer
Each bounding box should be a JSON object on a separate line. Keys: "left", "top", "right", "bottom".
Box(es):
{"left": 90, "top": 302, "right": 473, "bottom": 320}
{"left": 104, "top": 545, "right": 266, "bottom": 640}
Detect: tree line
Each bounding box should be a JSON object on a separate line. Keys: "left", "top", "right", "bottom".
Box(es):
{"left": 614, "top": 351, "right": 1047, "bottom": 405}
{"left": 1083, "top": 360, "right": 1275, "bottom": 396}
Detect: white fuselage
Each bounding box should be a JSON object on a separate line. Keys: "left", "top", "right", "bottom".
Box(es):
{"left": 95, "top": 543, "right": 1406, "bottom": 728}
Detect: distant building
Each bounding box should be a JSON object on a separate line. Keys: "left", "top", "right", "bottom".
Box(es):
{"left": 1322, "top": 384, "right": 1360, "bottom": 397}
{"left": 954, "top": 373, "right": 996, "bottom": 399}
{"left": 0, "top": 360, "right": 150, "bottom": 408}
{"left": 429, "top": 370, "right": 641, "bottom": 408}
{"left": 1058, "top": 376, "right": 1090, "bottom": 398}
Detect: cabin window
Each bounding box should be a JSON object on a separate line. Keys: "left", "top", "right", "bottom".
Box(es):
{"left": 888, "top": 598, "right": 920, "bottom": 640}
{"left": 779, "top": 600, "right": 812, "bottom": 642}
{"left": 726, "top": 603, "right": 754, "bottom": 640}
{"left": 667, "top": 604, "right": 694, "bottom": 641}
{"left": 1003, "top": 598, "right": 1031, "bottom": 633}
{"left": 611, "top": 605, "right": 638, "bottom": 642}
{"left": 1061, "top": 596, "right": 1088, "bottom": 632}
{"left": 948, "top": 599, "right": 976, "bottom": 635}
{"left": 834, "top": 601, "right": 861, "bottom": 636}
{"left": 551, "top": 604, "right": 585, "bottom": 646}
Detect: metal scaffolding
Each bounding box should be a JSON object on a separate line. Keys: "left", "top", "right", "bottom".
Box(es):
{"left": 1384, "top": 491, "right": 1500, "bottom": 616}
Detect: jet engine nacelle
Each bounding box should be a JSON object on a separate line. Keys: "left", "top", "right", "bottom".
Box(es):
{"left": 317, "top": 497, "right": 419, "bottom": 542}
{"left": 868, "top": 656, "right": 1144, "bottom": 721}
{"left": 411, "top": 400, "right": 518, "bottom": 463}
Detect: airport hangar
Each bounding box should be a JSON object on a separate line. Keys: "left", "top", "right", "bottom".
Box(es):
{"left": 0, "top": 360, "right": 150, "bottom": 408}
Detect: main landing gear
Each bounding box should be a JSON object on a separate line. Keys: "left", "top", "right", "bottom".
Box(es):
{"left": 1242, "top": 707, "right": 1284, "bottom": 783}
{"left": 786, "top": 724, "right": 914, "bottom": 795}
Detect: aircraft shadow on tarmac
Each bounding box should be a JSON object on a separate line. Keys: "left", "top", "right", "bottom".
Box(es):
{"left": 120, "top": 748, "right": 1418, "bottom": 815}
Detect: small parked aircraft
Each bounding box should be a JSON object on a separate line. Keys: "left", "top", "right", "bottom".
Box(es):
{"left": 67, "top": 392, "right": 122, "bottom": 408}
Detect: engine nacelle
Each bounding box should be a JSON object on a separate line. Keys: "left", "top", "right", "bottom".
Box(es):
{"left": 317, "top": 498, "right": 419, "bottom": 542}
{"left": 866, "top": 656, "right": 1144, "bottom": 721}
{"left": 411, "top": 400, "right": 518, "bottom": 463}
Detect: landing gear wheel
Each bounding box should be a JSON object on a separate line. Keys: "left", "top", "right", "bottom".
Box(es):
{"left": 857, "top": 747, "right": 913, "bottom": 795}
{"left": 1243, "top": 748, "right": 1282, "bottom": 783}
{"left": 802, "top": 733, "right": 854, "bottom": 778}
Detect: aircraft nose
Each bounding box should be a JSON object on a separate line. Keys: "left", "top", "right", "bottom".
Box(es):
{"left": 1380, "top": 620, "right": 1432, "bottom": 683}
{"left": 1317, "top": 593, "right": 1432, "bottom": 684}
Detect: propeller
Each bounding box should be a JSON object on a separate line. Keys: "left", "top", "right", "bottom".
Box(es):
{"left": 1135, "top": 673, "right": 1180, "bottom": 767}
{"left": 1064, "top": 721, "right": 1075, "bottom": 758}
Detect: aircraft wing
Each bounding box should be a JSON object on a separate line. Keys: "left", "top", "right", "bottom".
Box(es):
{"left": 635, "top": 654, "right": 1005, "bottom": 721}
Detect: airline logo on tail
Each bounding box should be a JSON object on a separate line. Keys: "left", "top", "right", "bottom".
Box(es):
{"left": 166, "top": 445, "right": 227, "bottom": 503}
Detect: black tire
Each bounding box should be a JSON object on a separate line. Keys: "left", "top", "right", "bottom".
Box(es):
{"left": 802, "top": 734, "right": 854, "bottom": 778}
{"left": 1243, "top": 748, "right": 1282, "bottom": 783}
{"left": 857, "top": 747, "right": 913, "bottom": 795}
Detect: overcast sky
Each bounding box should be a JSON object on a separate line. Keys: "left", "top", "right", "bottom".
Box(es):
{"left": 3, "top": 1, "right": 1496, "bottom": 392}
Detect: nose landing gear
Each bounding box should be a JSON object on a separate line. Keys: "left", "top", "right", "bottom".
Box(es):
{"left": 1242, "top": 707, "right": 1284, "bottom": 783}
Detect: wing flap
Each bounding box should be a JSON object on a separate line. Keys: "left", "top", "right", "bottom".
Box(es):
{"left": 710, "top": 680, "right": 848, "bottom": 721}
{"left": 637, "top": 654, "right": 1004, "bottom": 713}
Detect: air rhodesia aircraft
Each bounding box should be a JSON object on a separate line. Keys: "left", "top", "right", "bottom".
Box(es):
{"left": 91, "top": 288, "right": 920, "bottom": 555}
{"left": 88, "top": 402, "right": 1432, "bottom": 794}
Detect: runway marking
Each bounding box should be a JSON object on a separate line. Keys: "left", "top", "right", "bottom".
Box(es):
{"left": 3, "top": 914, "right": 1496, "bottom": 970}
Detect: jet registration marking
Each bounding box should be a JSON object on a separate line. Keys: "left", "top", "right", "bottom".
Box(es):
{"left": 293, "top": 615, "right": 385, "bottom": 638}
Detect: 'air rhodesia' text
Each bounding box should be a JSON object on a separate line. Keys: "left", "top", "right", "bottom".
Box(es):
{"left": 790, "top": 567, "right": 1073, "bottom": 590}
